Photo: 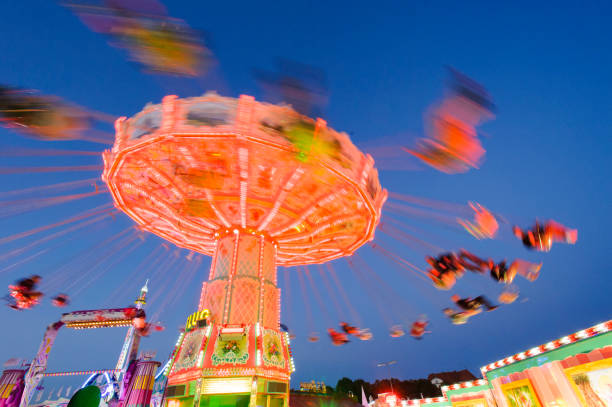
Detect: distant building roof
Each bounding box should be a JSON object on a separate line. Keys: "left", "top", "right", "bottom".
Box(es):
{"left": 427, "top": 370, "right": 476, "bottom": 384}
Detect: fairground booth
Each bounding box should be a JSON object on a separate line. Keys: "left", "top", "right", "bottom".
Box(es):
{"left": 403, "top": 319, "right": 612, "bottom": 407}
{"left": 481, "top": 319, "right": 612, "bottom": 407}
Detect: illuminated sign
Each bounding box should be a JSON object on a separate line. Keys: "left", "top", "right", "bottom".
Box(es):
{"left": 185, "top": 309, "right": 210, "bottom": 331}
{"left": 201, "top": 378, "right": 251, "bottom": 394}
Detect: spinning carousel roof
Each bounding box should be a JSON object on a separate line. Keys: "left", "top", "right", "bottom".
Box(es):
{"left": 103, "top": 93, "right": 386, "bottom": 266}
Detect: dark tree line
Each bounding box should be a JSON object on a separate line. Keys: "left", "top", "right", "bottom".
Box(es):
{"left": 334, "top": 377, "right": 442, "bottom": 400}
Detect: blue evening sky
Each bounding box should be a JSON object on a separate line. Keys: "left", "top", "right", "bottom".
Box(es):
{"left": 0, "top": 0, "right": 610, "bottom": 391}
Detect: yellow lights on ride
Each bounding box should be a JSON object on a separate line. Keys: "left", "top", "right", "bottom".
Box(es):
{"left": 200, "top": 378, "right": 251, "bottom": 394}
{"left": 185, "top": 309, "right": 210, "bottom": 331}
{"left": 66, "top": 320, "right": 132, "bottom": 329}
{"left": 44, "top": 369, "right": 119, "bottom": 377}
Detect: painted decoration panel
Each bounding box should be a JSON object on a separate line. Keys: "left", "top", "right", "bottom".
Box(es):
{"left": 261, "top": 329, "right": 286, "bottom": 370}
{"left": 566, "top": 359, "right": 612, "bottom": 407}
{"left": 501, "top": 379, "right": 542, "bottom": 407}
{"left": 211, "top": 326, "right": 250, "bottom": 366}
{"left": 173, "top": 329, "right": 206, "bottom": 372}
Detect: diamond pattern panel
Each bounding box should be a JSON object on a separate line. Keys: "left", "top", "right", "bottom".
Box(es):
{"left": 213, "top": 236, "right": 234, "bottom": 279}
{"left": 201, "top": 279, "right": 227, "bottom": 324}
{"left": 262, "top": 242, "right": 276, "bottom": 284}
{"left": 262, "top": 283, "right": 280, "bottom": 329}
{"left": 236, "top": 234, "right": 259, "bottom": 277}
{"left": 228, "top": 278, "right": 259, "bottom": 325}
{"left": 199, "top": 281, "right": 207, "bottom": 310}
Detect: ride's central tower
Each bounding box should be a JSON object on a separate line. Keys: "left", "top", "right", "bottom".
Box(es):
{"left": 102, "top": 93, "right": 386, "bottom": 407}
{"left": 164, "top": 230, "right": 291, "bottom": 407}
{"left": 199, "top": 231, "right": 279, "bottom": 328}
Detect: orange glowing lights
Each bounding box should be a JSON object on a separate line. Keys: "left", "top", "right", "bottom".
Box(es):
{"left": 103, "top": 93, "right": 386, "bottom": 266}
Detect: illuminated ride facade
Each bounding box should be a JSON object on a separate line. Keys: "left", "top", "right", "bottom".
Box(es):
{"left": 102, "top": 93, "right": 387, "bottom": 407}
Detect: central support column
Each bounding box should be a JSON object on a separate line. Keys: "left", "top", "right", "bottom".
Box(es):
{"left": 166, "top": 230, "right": 291, "bottom": 407}
{"left": 199, "top": 229, "right": 279, "bottom": 329}
{"left": 195, "top": 229, "right": 290, "bottom": 406}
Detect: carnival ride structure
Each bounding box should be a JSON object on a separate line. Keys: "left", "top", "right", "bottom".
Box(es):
{"left": 0, "top": 84, "right": 579, "bottom": 407}
{"left": 0, "top": 8, "right": 582, "bottom": 404}
{"left": 17, "top": 283, "right": 159, "bottom": 407}
{"left": 101, "top": 92, "right": 386, "bottom": 406}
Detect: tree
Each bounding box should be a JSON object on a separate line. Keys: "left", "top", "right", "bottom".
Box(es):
{"left": 335, "top": 377, "right": 354, "bottom": 395}
{"left": 334, "top": 375, "right": 445, "bottom": 400}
